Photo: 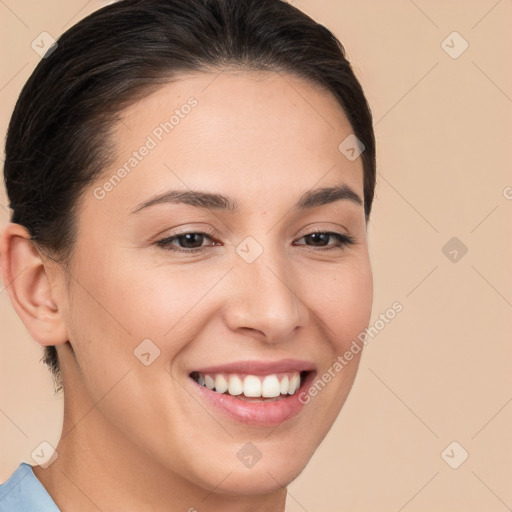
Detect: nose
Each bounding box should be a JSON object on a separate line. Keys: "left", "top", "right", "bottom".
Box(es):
{"left": 223, "top": 252, "right": 309, "bottom": 343}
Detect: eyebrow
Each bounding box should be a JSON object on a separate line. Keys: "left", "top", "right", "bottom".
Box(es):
{"left": 130, "top": 183, "right": 363, "bottom": 214}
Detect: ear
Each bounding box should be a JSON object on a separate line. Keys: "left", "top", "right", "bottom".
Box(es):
{"left": 0, "top": 222, "right": 69, "bottom": 347}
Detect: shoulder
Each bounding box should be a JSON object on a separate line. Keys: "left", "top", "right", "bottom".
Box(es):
{"left": 0, "top": 462, "right": 60, "bottom": 511}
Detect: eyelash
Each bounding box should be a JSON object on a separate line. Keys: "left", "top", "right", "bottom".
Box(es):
{"left": 155, "top": 229, "right": 356, "bottom": 254}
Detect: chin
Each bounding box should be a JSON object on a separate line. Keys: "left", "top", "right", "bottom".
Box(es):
{"left": 206, "top": 463, "right": 304, "bottom": 496}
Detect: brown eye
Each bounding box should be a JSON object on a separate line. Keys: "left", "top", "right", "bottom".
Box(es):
{"left": 156, "top": 230, "right": 355, "bottom": 254}
{"left": 156, "top": 232, "right": 218, "bottom": 253}
{"left": 294, "top": 231, "right": 355, "bottom": 250}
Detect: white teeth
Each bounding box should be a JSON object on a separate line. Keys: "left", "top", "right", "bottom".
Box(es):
{"left": 214, "top": 374, "right": 228, "bottom": 394}
{"left": 228, "top": 375, "right": 243, "bottom": 396}
{"left": 194, "top": 371, "right": 304, "bottom": 398}
{"left": 280, "top": 376, "right": 289, "bottom": 395}
{"left": 204, "top": 375, "right": 215, "bottom": 389}
{"left": 261, "top": 375, "right": 281, "bottom": 397}
{"left": 243, "top": 375, "right": 262, "bottom": 397}
{"left": 289, "top": 373, "right": 300, "bottom": 394}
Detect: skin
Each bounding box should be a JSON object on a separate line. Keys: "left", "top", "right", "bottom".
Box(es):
{"left": 0, "top": 70, "right": 373, "bottom": 512}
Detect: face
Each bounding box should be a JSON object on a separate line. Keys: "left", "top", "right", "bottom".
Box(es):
{"left": 57, "top": 70, "right": 373, "bottom": 494}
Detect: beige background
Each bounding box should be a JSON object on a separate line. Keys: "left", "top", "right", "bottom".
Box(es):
{"left": 1, "top": 0, "right": 511, "bottom": 510}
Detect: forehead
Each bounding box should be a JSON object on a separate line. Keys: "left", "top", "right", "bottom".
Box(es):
{"left": 87, "top": 70, "right": 364, "bottom": 218}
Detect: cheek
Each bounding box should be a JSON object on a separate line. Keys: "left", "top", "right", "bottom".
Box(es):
{"left": 298, "top": 256, "right": 372, "bottom": 407}
{"left": 72, "top": 247, "right": 218, "bottom": 346}
{"left": 310, "top": 257, "right": 373, "bottom": 352}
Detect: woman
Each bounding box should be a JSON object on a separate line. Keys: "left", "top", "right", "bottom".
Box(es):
{"left": 0, "top": 0, "right": 376, "bottom": 510}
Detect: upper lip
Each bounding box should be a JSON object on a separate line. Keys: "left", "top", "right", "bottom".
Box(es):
{"left": 191, "top": 358, "right": 316, "bottom": 375}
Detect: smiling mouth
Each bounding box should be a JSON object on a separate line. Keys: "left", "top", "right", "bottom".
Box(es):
{"left": 189, "top": 370, "right": 310, "bottom": 402}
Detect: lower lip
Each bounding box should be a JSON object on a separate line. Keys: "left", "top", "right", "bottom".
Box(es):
{"left": 190, "top": 371, "right": 317, "bottom": 426}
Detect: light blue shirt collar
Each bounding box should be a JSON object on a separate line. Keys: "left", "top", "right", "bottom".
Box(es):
{"left": 0, "top": 462, "right": 60, "bottom": 511}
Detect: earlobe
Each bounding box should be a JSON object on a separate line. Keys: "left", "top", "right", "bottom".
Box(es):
{"left": 0, "top": 222, "right": 69, "bottom": 347}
